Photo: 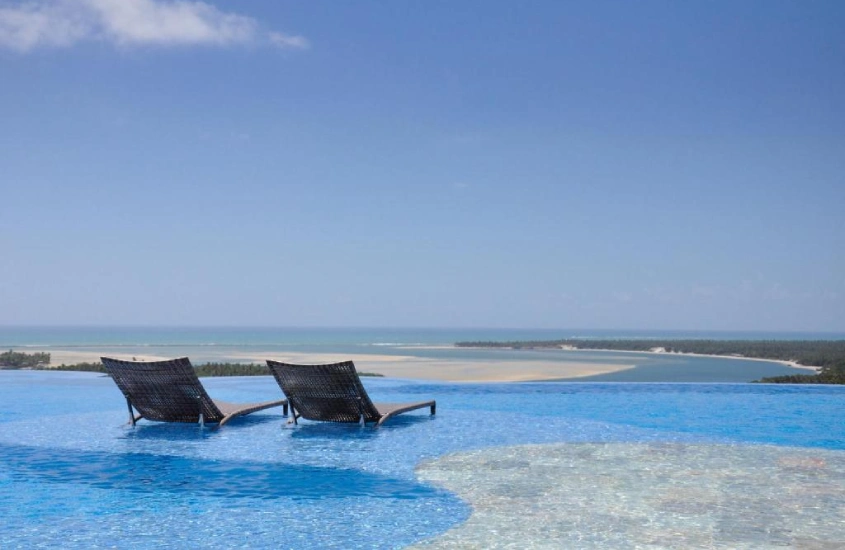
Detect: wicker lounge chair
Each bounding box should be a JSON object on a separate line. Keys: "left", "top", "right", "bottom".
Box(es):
{"left": 102, "top": 357, "right": 288, "bottom": 427}
{"left": 266, "top": 360, "right": 436, "bottom": 427}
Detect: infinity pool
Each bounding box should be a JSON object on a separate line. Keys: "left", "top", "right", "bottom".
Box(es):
{"left": 1, "top": 371, "right": 843, "bottom": 548}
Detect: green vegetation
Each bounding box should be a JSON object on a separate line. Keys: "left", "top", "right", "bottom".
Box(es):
{"left": 39, "top": 361, "right": 274, "bottom": 376}
{"left": 50, "top": 362, "right": 107, "bottom": 373}
{"left": 0, "top": 349, "right": 50, "bottom": 368}
{"left": 455, "top": 339, "right": 845, "bottom": 384}
{"left": 186, "top": 362, "right": 382, "bottom": 378}
{"left": 1, "top": 352, "right": 383, "bottom": 377}
{"left": 47, "top": 361, "right": 278, "bottom": 376}
{"left": 195, "top": 362, "right": 273, "bottom": 376}
{"left": 755, "top": 371, "right": 845, "bottom": 384}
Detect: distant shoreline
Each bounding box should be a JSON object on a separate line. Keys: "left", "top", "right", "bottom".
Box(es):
{"left": 453, "top": 344, "right": 821, "bottom": 372}
{"left": 454, "top": 337, "right": 845, "bottom": 383}
{"left": 3, "top": 338, "right": 833, "bottom": 383}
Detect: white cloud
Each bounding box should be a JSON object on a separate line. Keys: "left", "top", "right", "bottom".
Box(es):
{"left": 86, "top": 0, "right": 256, "bottom": 46}
{"left": 268, "top": 31, "right": 309, "bottom": 50}
{"left": 0, "top": 2, "right": 89, "bottom": 51}
{"left": 0, "top": 0, "right": 308, "bottom": 52}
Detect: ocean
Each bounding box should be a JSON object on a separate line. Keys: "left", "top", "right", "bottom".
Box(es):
{"left": 1, "top": 326, "right": 840, "bottom": 382}
{"left": 2, "top": 325, "right": 843, "bottom": 348}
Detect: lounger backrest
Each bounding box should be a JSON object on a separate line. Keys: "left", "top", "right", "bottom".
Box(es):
{"left": 266, "top": 360, "right": 381, "bottom": 423}
{"left": 102, "top": 357, "right": 224, "bottom": 423}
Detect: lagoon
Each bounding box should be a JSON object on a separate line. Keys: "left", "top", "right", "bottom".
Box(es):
{"left": 0, "top": 326, "right": 823, "bottom": 382}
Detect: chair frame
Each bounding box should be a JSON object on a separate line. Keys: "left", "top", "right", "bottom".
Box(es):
{"left": 102, "top": 357, "right": 287, "bottom": 427}
{"left": 266, "top": 360, "right": 435, "bottom": 427}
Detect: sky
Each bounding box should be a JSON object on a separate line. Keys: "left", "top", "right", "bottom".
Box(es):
{"left": 1, "top": 0, "right": 843, "bottom": 331}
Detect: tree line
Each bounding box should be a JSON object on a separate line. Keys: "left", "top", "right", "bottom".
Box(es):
{"left": 1, "top": 353, "right": 383, "bottom": 377}
{"left": 0, "top": 350, "right": 50, "bottom": 368}
{"left": 39, "top": 361, "right": 275, "bottom": 376}
{"left": 455, "top": 339, "right": 845, "bottom": 384}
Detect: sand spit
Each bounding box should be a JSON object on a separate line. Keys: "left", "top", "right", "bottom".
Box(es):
{"left": 21, "top": 345, "right": 814, "bottom": 382}
{"left": 25, "top": 348, "right": 635, "bottom": 382}
{"left": 456, "top": 345, "right": 822, "bottom": 373}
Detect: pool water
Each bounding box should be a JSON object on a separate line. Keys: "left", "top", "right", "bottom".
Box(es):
{"left": 1, "top": 371, "right": 844, "bottom": 548}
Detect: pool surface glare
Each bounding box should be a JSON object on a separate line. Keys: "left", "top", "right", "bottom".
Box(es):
{"left": 1, "top": 371, "right": 844, "bottom": 549}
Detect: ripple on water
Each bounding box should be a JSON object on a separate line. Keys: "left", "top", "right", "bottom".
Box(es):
{"left": 413, "top": 443, "right": 845, "bottom": 549}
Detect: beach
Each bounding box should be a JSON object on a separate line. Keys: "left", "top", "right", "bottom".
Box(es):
{"left": 35, "top": 348, "right": 636, "bottom": 382}
{"left": 24, "top": 345, "right": 816, "bottom": 383}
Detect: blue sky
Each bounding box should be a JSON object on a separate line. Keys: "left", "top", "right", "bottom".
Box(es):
{"left": 1, "top": 0, "right": 843, "bottom": 331}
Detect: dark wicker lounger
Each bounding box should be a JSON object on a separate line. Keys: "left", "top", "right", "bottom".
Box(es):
{"left": 266, "top": 360, "right": 436, "bottom": 427}
{"left": 102, "top": 357, "right": 288, "bottom": 427}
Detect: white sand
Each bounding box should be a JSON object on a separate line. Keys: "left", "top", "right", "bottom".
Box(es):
{"left": 29, "top": 348, "right": 635, "bottom": 382}
{"left": 42, "top": 350, "right": 173, "bottom": 366}
{"left": 27, "top": 346, "right": 816, "bottom": 382}
{"left": 575, "top": 347, "right": 821, "bottom": 373}
{"left": 254, "top": 351, "right": 634, "bottom": 381}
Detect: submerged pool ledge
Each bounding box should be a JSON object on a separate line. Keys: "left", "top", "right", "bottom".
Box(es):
{"left": 413, "top": 442, "right": 845, "bottom": 548}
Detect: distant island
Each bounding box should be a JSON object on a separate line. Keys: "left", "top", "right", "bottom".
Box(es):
{"left": 454, "top": 339, "right": 845, "bottom": 384}
{"left": 0, "top": 351, "right": 383, "bottom": 377}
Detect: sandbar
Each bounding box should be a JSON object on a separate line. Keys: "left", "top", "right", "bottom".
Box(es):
{"left": 21, "top": 345, "right": 815, "bottom": 382}
{"left": 26, "top": 348, "right": 635, "bottom": 382}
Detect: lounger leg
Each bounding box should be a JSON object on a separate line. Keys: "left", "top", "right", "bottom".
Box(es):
{"left": 287, "top": 406, "right": 298, "bottom": 425}
{"left": 126, "top": 397, "right": 136, "bottom": 427}
{"left": 431, "top": 403, "right": 436, "bottom": 415}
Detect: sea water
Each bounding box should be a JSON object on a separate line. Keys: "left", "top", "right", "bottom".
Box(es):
{"left": 0, "top": 326, "right": 834, "bottom": 382}
{"left": 2, "top": 325, "right": 844, "bottom": 348}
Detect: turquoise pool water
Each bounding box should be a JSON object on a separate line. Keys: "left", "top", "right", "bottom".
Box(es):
{"left": 1, "top": 371, "right": 844, "bottom": 548}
